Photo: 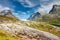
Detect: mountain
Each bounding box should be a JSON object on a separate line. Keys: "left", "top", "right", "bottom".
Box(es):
{"left": 0, "top": 10, "right": 15, "bottom": 18}
{"left": 31, "top": 5, "right": 60, "bottom": 23}
{"left": 0, "top": 11, "right": 60, "bottom": 40}
{"left": 49, "top": 5, "right": 60, "bottom": 15}
{"left": 28, "top": 12, "right": 41, "bottom": 20}
{"left": 0, "top": 15, "right": 60, "bottom": 40}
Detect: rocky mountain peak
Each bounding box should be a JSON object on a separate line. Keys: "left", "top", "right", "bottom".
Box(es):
{"left": 28, "top": 12, "right": 41, "bottom": 20}
{"left": 0, "top": 10, "right": 15, "bottom": 17}
{"left": 49, "top": 5, "right": 60, "bottom": 14}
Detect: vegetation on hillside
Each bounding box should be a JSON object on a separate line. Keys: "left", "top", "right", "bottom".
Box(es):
{"left": 0, "top": 30, "right": 18, "bottom": 40}
{"left": 20, "top": 21, "right": 60, "bottom": 37}
{"left": 0, "top": 15, "right": 20, "bottom": 23}
{"left": 31, "top": 5, "right": 60, "bottom": 26}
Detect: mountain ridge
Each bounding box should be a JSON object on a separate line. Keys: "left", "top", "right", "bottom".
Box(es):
{"left": 28, "top": 12, "right": 41, "bottom": 20}
{"left": 0, "top": 10, "right": 15, "bottom": 18}
{"left": 49, "top": 5, "right": 60, "bottom": 15}
{"left": 28, "top": 5, "right": 60, "bottom": 21}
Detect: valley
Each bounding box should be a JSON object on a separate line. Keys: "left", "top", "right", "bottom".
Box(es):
{"left": 0, "top": 5, "right": 60, "bottom": 40}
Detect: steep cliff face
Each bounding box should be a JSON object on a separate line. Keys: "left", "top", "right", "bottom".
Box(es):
{"left": 49, "top": 5, "right": 60, "bottom": 16}
{"left": 28, "top": 12, "right": 41, "bottom": 20}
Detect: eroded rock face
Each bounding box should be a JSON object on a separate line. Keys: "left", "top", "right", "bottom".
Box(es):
{"left": 0, "top": 22, "right": 60, "bottom": 40}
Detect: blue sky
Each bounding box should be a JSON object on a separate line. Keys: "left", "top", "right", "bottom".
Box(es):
{"left": 0, "top": 0, "right": 60, "bottom": 20}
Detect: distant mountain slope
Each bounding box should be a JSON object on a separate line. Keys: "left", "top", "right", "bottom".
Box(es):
{"left": 0, "top": 10, "right": 15, "bottom": 18}
{"left": 28, "top": 12, "right": 41, "bottom": 20}
{"left": 47, "top": 5, "right": 60, "bottom": 24}
{"left": 30, "top": 5, "right": 60, "bottom": 24}
{"left": 49, "top": 5, "right": 60, "bottom": 15}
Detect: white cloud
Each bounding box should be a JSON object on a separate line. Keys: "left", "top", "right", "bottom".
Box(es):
{"left": 53, "top": 1, "right": 60, "bottom": 5}
{"left": 17, "top": 0, "right": 60, "bottom": 13}
{"left": 13, "top": 11, "right": 29, "bottom": 20}
{"left": 0, "top": 5, "right": 15, "bottom": 13}
{"left": 18, "top": 0, "right": 32, "bottom": 7}
{"left": 21, "top": 12, "right": 26, "bottom": 15}
{"left": 0, "top": 5, "right": 11, "bottom": 12}
{"left": 37, "top": 4, "right": 53, "bottom": 14}
{"left": 17, "top": 0, "right": 53, "bottom": 8}
{"left": 37, "top": 0, "right": 60, "bottom": 14}
{"left": 20, "top": 19, "right": 29, "bottom": 21}
{"left": 17, "top": 11, "right": 27, "bottom": 15}
{"left": 17, "top": 0, "right": 40, "bottom": 7}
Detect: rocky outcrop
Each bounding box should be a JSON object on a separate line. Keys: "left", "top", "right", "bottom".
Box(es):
{"left": 0, "top": 10, "right": 15, "bottom": 18}
{"left": 28, "top": 12, "right": 41, "bottom": 20}
{"left": 49, "top": 5, "right": 60, "bottom": 16}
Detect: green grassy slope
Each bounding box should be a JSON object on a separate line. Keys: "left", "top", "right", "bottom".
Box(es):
{"left": 21, "top": 21, "right": 60, "bottom": 37}
{"left": 0, "top": 15, "right": 60, "bottom": 40}
{"left": 0, "top": 30, "right": 17, "bottom": 40}
{"left": 0, "top": 15, "right": 19, "bottom": 22}
{"left": 0, "top": 15, "right": 24, "bottom": 40}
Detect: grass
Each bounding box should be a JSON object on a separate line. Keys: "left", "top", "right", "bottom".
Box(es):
{"left": 0, "top": 36, "right": 16, "bottom": 40}
{"left": 0, "top": 15, "right": 19, "bottom": 23}
{"left": 0, "top": 15, "right": 60, "bottom": 39}
{"left": 0, "top": 30, "right": 25, "bottom": 40}
{"left": 0, "top": 15, "right": 25, "bottom": 40}
{"left": 21, "top": 21, "right": 60, "bottom": 37}
{"left": 0, "top": 30, "right": 17, "bottom": 40}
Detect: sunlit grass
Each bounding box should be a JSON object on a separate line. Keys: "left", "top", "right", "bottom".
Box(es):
{"left": 21, "top": 21, "right": 60, "bottom": 37}
{"left": 0, "top": 15, "right": 19, "bottom": 23}
{"left": 0, "top": 30, "right": 24, "bottom": 40}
